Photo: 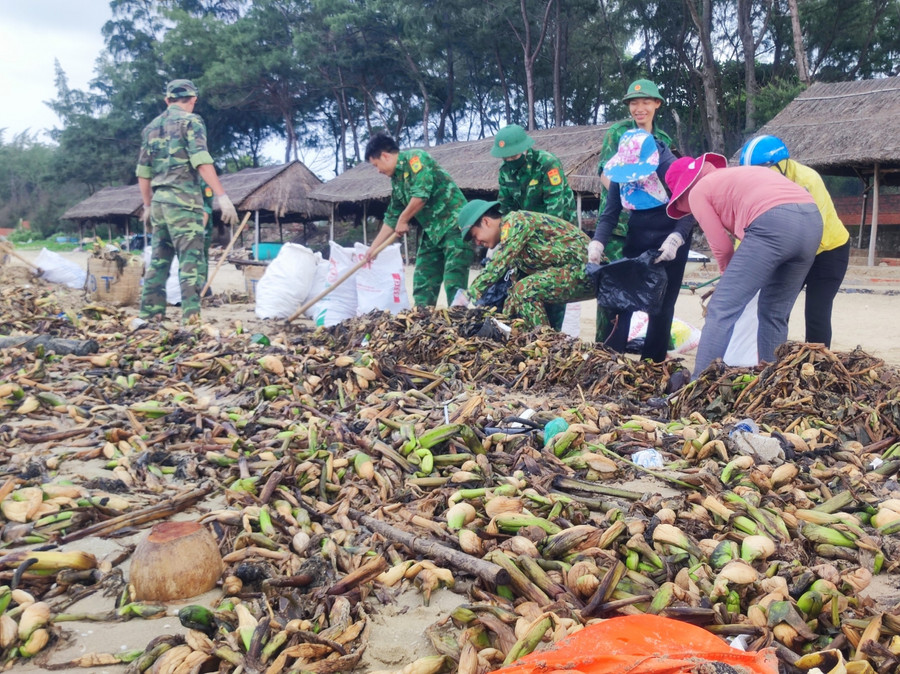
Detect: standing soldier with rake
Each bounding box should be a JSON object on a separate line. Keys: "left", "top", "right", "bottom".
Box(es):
{"left": 364, "top": 132, "right": 472, "bottom": 307}
{"left": 136, "top": 79, "right": 238, "bottom": 325}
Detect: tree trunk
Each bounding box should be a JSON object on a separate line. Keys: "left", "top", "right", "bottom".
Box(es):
{"left": 685, "top": 0, "right": 725, "bottom": 153}
{"left": 553, "top": 1, "right": 563, "bottom": 126}
{"left": 494, "top": 45, "right": 513, "bottom": 124}
{"left": 787, "top": 0, "right": 811, "bottom": 84}
{"left": 436, "top": 44, "right": 455, "bottom": 144}
{"left": 510, "top": 0, "right": 555, "bottom": 130}
{"left": 737, "top": 0, "right": 758, "bottom": 132}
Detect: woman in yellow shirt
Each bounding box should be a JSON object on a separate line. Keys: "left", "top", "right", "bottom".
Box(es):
{"left": 740, "top": 135, "right": 850, "bottom": 348}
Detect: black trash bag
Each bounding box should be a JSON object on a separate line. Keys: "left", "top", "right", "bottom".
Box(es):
{"left": 586, "top": 250, "right": 668, "bottom": 315}
{"left": 475, "top": 268, "right": 515, "bottom": 310}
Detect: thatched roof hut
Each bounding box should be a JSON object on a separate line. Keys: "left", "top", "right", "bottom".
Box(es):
{"left": 738, "top": 77, "right": 900, "bottom": 265}
{"left": 221, "top": 161, "right": 330, "bottom": 220}
{"left": 61, "top": 185, "right": 143, "bottom": 221}
{"left": 61, "top": 161, "right": 329, "bottom": 246}
{"left": 311, "top": 125, "right": 612, "bottom": 226}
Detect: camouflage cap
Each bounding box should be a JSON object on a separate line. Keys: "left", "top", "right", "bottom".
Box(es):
{"left": 458, "top": 200, "right": 500, "bottom": 240}
{"left": 622, "top": 79, "right": 664, "bottom": 103}
{"left": 491, "top": 124, "right": 534, "bottom": 158}
{"left": 166, "top": 79, "right": 198, "bottom": 99}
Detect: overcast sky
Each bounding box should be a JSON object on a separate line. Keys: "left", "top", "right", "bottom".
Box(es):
{"left": 0, "top": 1, "right": 114, "bottom": 141}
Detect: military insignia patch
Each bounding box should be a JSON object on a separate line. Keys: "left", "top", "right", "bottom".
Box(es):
{"left": 410, "top": 155, "right": 423, "bottom": 173}
{"left": 528, "top": 179, "right": 538, "bottom": 186}
{"left": 204, "top": 186, "right": 214, "bottom": 198}
{"left": 548, "top": 168, "right": 562, "bottom": 186}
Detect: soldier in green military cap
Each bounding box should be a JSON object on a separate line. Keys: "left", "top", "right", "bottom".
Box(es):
{"left": 364, "top": 132, "right": 472, "bottom": 307}
{"left": 592, "top": 78, "right": 675, "bottom": 342}
{"left": 491, "top": 124, "right": 578, "bottom": 330}
{"left": 453, "top": 200, "right": 593, "bottom": 328}
{"left": 136, "top": 78, "right": 239, "bottom": 325}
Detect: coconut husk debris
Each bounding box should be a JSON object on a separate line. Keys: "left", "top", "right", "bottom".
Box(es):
{"left": 0, "top": 267, "right": 900, "bottom": 673}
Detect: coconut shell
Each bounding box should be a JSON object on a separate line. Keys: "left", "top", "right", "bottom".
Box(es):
{"left": 129, "top": 521, "right": 224, "bottom": 601}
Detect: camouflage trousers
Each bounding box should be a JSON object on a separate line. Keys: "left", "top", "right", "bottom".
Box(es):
{"left": 413, "top": 227, "right": 474, "bottom": 307}
{"left": 140, "top": 201, "right": 205, "bottom": 322}
{"left": 595, "top": 234, "right": 626, "bottom": 343}
{"left": 506, "top": 267, "right": 594, "bottom": 329}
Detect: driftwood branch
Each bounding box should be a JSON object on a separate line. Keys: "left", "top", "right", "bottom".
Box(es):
{"left": 325, "top": 555, "right": 387, "bottom": 596}
{"left": 60, "top": 483, "right": 214, "bottom": 543}
{"left": 350, "top": 509, "right": 509, "bottom": 587}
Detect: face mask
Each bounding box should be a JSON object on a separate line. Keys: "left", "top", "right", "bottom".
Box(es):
{"left": 505, "top": 155, "right": 527, "bottom": 170}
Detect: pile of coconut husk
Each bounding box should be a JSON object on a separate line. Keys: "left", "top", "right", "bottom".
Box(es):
{"left": 0, "top": 271, "right": 899, "bottom": 673}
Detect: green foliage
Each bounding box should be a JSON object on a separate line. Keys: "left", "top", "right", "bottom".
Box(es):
{"left": 2, "top": 0, "right": 894, "bottom": 234}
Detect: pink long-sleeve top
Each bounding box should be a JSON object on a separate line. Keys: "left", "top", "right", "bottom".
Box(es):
{"left": 688, "top": 166, "right": 816, "bottom": 271}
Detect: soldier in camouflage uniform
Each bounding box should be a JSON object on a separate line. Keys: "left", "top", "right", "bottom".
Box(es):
{"left": 364, "top": 132, "right": 472, "bottom": 307}
{"left": 456, "top": 200, "right": 594, "bottom": 328}
{"left": 593, "top": 79, "right": 675, "bottom": 342}
{"left": 136, "top": 79, "right": 239, "bottom": 324}
{"left": 492, "top": 124, "right": 577, "bottom": 330}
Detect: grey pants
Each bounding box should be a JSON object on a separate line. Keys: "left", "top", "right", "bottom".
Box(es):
{"left": 694, "top": 203, "right": 823, "bottom": 376}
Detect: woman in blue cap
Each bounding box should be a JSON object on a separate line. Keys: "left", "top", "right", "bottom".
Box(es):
{"left": 593, "top": 79, "right": 676, "bottom": 343}
{"left": 590, "top": 129, "right": 693, "bottom": 362}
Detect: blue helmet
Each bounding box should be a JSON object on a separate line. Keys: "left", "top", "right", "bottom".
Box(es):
{"left": 739, "top": 135, "right": 790, "bottom": 167}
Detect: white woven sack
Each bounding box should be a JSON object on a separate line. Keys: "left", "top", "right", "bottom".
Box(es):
{"left": 304, "top": 254, "right": 329, "bottom": 322}
{"left": 316, "top": 242, "right": 359, "bottom": 326}
{"left": 142, "top": 247, "right": 181, "bottom": 305}
{"left": 35, "top": 248, "right": 86, "bottom": 289}
{"left": 354, "top": 242, "right": 410, "bottom": 315}
{"left": 255, "top": 243, "right": 317, "bottom": 319}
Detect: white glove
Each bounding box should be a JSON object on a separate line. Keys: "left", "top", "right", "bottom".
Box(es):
{"left": 216, "top": 194, "right": 239, "bottom": 226}
{"left": 451, "top": 289, "right": 470, "bottom": 308}
{"left": 140, "top": 204, "right": 152, "bottom": 228}
{"left": 588, "top": 240, "right": 605, "bottom": 264}
{"left": 656, "top": 232, "right": 685, "bottom": 263}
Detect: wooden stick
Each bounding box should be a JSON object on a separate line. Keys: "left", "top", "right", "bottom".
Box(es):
{"left": 58, "top": 483, "right": 214, "bottom": 543}
{"left": 200, "top": 211, "right": 252, "bottom": 298}
{"left": 349, "top": 508, "right": 510, "bottom": 587}
{"left": 0, "top": 242, "right": 40, "bottom": 272}
{"left": 286, "top": 232, "right": 399, "bottom": 323}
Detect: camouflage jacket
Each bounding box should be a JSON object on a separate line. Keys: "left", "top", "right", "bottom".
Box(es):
{"left": 470, "top": 211, "right": 590, "bottom": 299}
{"left": 498, "top": 148, "right": 577, "bottom": 224}
{"left": 136, "top": 104, "right": 214, "bottom": 211}
{"left": 384, "top": 150, "right": 466, "bottom": 241}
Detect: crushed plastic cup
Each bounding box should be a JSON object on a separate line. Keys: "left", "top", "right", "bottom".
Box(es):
{"left": 731, "top": 418, "right": 759, "bottom": 435}
{"left": 632, "top": 448, "right": 664, "bottom": 469}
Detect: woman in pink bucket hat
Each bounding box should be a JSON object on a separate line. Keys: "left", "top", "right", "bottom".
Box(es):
{"left": 665, "top": 154, "right": 823, "bottom": 377}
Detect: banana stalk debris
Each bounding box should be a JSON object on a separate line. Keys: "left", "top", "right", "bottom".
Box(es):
{"left": 1, "top": 271, "right": 900, "bottom": 672}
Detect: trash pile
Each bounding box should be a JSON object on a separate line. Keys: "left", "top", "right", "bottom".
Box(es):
{"left": 0, "top": 268, "right": 899, "bottom": 673}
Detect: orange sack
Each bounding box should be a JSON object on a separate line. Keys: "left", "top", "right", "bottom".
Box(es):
{"left": 493, "top": 614, "right": 778, "bottom": 674}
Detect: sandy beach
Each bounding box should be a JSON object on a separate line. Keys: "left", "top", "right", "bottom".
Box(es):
{"left": 4, "top": 245, "right": 900, "bottom": 672}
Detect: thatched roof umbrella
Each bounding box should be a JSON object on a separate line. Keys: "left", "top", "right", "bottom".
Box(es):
{"left": 311, "top": 124, "right": 612, "bottom": 242}
{"left": 220, "top": 161, "right": 330, "bottom": 253}
{"left": 737, "top": 77, "right": 900, "bottom": 266}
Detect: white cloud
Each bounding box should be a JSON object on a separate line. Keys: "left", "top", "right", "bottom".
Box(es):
{"left": 0, "top": 1, "right": 112, "bottom": 140}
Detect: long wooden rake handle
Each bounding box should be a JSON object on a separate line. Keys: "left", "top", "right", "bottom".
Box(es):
{"left": 286, "top": 232, "right": 400, "bottom": 324}
{"left": 200, "top": 212, "right": 252, "bottom": 298}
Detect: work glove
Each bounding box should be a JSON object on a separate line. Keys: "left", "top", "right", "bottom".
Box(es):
{"left": 588, "top": 240, "right": 605, "bottom": 265}
{"left": 140, "top": 204, "right": 152, "bottom": 228}
{"left": 655, "top": 232, "right": 684, "bottom": 263}
{"left": 451, "top": 289, "right": 470, "bottom": 308}
{"left": 216, "top": 194, "right": 239, "bottom": 226}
